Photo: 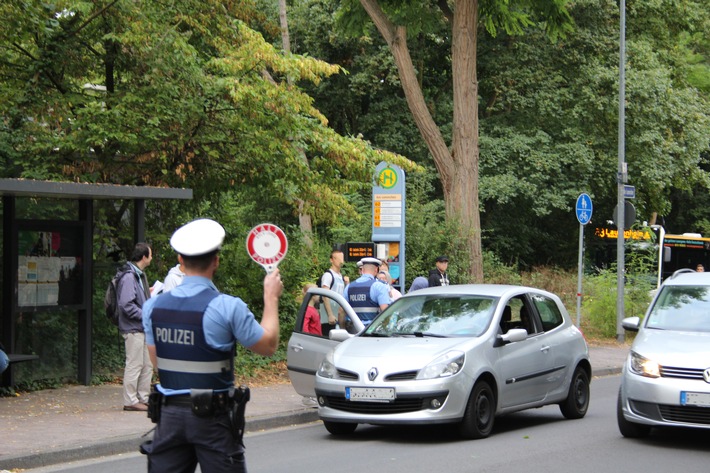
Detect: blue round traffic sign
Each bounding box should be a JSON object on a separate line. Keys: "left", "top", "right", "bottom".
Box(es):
{"left": 576, "top": 194, "right": 593, "bottom": 225}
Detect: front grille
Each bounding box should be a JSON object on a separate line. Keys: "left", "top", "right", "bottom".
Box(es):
{"left": 385, "top": 370, "right": 419, "bottom": 381}
{"left": 660, "top": 366, "right": 706, "bottom": 380}
{"left": 322, "top": 392, "right": 448, "bottom": 415}
{"left": 659, "top": 405, "right": 710, "bottom": 425}
{"left": 337, "top": 369, "right": 358, "bottom": 381}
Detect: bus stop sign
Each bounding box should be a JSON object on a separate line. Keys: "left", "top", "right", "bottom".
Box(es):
{"left": 576, "top": 193, "right": 593, "bottom": 225}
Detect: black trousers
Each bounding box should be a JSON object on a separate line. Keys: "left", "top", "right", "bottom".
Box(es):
{"left": 145, "top": 404, "right": 246, "bottom": 473}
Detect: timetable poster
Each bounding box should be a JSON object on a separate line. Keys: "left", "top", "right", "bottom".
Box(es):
{"left": 17, "top": 229, "right": 83, "bottom": 307}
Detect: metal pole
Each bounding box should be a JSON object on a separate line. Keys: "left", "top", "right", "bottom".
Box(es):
{"left": 616, "top": 0, "right": 626, "bottom": 343}
{"left": 576, "top": 223, "right": 584, "bottom": 327}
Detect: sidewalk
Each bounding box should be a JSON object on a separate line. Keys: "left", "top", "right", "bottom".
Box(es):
{"left": 0, "top": 343, "right": 629, "bottom": 471}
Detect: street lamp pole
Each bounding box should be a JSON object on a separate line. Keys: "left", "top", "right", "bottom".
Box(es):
{"left": 616, "top": 0, "right": 627, "bottom": 343}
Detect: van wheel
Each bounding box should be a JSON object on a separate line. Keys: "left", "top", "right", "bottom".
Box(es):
{"left": 458, "top": 380, "right": 495, "bottom": 439}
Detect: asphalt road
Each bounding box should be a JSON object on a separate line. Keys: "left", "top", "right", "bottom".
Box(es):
{"left": 22, "top": 375, "right": 710, "bottom": 473}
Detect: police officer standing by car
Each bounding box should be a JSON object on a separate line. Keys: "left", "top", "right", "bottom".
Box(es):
{"left": 141, "top": 218, "right": 283, "bottom": 473}
{"left": 343, "top": 257, "right": 391, "bottom": 327}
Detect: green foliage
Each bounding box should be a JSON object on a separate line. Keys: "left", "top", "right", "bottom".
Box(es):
{"left": 2, "top": 0, "right": 709, "bottom": 391}
{"left": 0, "top": 0, "right": 417, "bottom": 227}
{"left": 582, "top": 268, "right": 654, "bottom": 338}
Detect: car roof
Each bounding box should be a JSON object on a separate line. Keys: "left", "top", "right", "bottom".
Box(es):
{"left": 662, "top": 271, "right": 710, "bottom": 287}
{"left": 402, "top": 284, "right": 553, "bottom": 299}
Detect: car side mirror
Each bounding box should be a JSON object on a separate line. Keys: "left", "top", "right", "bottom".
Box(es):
{"left": 621, "top": 316, "right": 640, "bottom": 332}
{"left": 329, "top": 329, "right": 351, "bottom": 342}
{"left": 498, "top": 328, "right": 528, "bottom": 344}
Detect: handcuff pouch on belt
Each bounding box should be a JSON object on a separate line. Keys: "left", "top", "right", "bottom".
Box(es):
{"left": 147, "top": 384, "right": 163, "bottom": 424}
{"left": 188, "top": 389, "right": 231, "bottom": 417}
{"left": 190, "top": 389, "right": 218, "bottom": 417}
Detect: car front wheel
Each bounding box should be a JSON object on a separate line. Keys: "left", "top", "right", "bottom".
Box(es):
{"left": 616, "top": 388, "right": 651, "bottom": 438}
{"left": 323, "top": 420, "right": 357, "bottom": 435}
{"left": 559, "top": 366, "right": 590, "bottom": 419}
{"left": 458, "top": 380, "right": 495, "bottom": 439}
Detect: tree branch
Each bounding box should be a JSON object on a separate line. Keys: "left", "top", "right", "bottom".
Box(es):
{"left": 437, "top": 0, "right": 454, "bottom": 23}
{"left": 66, "top": 0, "right": 122, "bottom": 38}
{"left": 358, "top": 0, "right": 454, "bottom": 182}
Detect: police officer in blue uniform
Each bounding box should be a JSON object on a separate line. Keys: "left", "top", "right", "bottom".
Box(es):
{"left": 343, "top": 257, "right": 391, "bottom": 326}
{"left": 141, "top": 218, "right": 283, "bottom": 473}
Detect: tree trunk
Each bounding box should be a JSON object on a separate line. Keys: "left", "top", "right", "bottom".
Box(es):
{"left": 359, "top": 0, "right": 483, "bottom": 281}
{"left": 279, "top": 0, "right": 313, "bottom": 247}
{"left": 450, "top": 0, "right": 482, "bottom": 282}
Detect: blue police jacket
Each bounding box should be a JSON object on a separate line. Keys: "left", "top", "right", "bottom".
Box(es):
{"left": 150, "top": 288, "right": 234, "bottom": 390}
{"left": 346, "top": 275, "right": 382, "bottom": 324}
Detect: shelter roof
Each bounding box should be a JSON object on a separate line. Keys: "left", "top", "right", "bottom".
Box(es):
{"left": 0, "top": 179, "right": 192, "bottom": 200}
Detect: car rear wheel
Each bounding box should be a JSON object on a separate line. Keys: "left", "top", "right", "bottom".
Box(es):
{"left": 559, "top": 366, "right": 590, "bottom": 419}
{"left": 458, "top": 380, "right": 495, "bottom": 439}
{"left": 616, "top": 388, "right": 651, "bottom": 438}
{"left": 323, "top": 420, "right": 357, "bottom": 435}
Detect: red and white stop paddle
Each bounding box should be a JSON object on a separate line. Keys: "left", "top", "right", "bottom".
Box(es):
{"left": 246, "top": 223, "right": 288, "bottom": 274}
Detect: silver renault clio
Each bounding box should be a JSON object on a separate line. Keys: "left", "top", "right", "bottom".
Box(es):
{"left": 288, "top": 284, "right": 590, "bottom": 439}
{"left": 618, "top": 269, "right": 710, "bottom": 437}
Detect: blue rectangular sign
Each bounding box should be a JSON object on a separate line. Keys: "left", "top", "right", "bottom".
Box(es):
{"left": 624, "top": 185, "right": 635, "bottom": 199}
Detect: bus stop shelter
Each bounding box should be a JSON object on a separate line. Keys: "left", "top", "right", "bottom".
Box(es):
{"left": 0, "top": 179, "right": 192, "bottom": 387}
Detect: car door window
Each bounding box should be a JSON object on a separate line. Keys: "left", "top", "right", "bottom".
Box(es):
{"left": 287, "top": 288, "right": 362, "bottom": 397}
{"left": 501, "top": 297, "right": 537, "bottom": 334}
{"left": 530, "top": 294, "right": 563, "bottom": 332}
{"left": 294, "top": 291, "right": 359, "bottom": 337}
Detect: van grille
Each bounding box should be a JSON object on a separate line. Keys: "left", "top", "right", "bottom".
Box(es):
{"left": 660, "top": 366, "right": 705, "bottom": 380}
{"left": 659, "top": 405, "right": 710, "bottom": 425}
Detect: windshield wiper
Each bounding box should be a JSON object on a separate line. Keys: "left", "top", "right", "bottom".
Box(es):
{"left": 413, "top": 331, "right": 447, "bottom": 338}
{"left": 361, "top": 332, "right": 390, "bottom": 337}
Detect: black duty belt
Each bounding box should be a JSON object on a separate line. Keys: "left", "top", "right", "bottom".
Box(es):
{"left": 163, "top": 394, "right": 192, "bottom": 407}
{"left": 163, "top": 391, "right": 230, "bottom": 409}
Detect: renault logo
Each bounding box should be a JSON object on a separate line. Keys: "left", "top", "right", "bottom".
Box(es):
{"left": 368, "top": 367, "right": 378, "bottom": 381}
{"left": 704, "top": 368, "right": 710, "bottom": 383}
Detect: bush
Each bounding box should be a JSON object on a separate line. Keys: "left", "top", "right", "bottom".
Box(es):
{"left": 581, "top": 269, "right": 653, "bottom": 338}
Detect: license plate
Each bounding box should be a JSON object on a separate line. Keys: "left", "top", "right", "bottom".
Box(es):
{"left": 346, "top": 387, "right": 395, "bottom": 402}
{"left": 680, "top": 391, "right": 710, "bottom": 408}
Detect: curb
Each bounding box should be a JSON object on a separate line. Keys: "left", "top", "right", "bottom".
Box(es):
{"left": 592, "top": 367, "right": 622, "bottom": 378}
{"left": 0, "top": 366, "right": 619, "bottom": 470}
{"left": 0, "top": 410, "right": 321, "bottom": 471}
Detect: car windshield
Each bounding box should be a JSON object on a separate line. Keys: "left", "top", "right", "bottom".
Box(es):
{"left": 363, "top": 294, "right": 498, "bottom": 337}
{"left": 646, "top": 285, "right": 710, "bottom": 332}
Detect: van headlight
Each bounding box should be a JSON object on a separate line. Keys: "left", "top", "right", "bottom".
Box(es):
{"left": 416, "top": 351, "right": 464, "bottom": 380}
{"left": 317, "top": 350, "right": 338, "bottom": 379}
{"left": 629, "top": 351, "right": 660, "bottom": 378}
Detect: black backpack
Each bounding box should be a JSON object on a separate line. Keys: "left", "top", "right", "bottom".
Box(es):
{"left": 104, "top": 269, "right": 128, "bottom": 326}
{"left": 316, "top": 269, "right": 335, "bottom": 290}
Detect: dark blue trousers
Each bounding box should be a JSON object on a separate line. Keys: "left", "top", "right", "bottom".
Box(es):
{"left": 145, "top": 404, "right": 246, "bottom": 473}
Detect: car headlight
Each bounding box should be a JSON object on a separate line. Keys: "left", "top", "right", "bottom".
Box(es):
{"left": 416, "top": 351, "right": 465, "bottom": 380}
{"left": 629, "top": 351, "right": 660, "bottom": 378}
{"left": 317, "top": 350, "right": 338, "bottom": 379}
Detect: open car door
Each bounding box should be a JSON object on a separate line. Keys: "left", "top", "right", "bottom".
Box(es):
{"left": 287, "top": 287, "right": 363, "bottom": 397}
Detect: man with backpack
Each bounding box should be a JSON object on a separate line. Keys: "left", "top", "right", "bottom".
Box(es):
{"left": 318, "top": 249, "right": 348, "bottom": 337}
{"left": 117, "top": 242, "right": 154, "bottom": 412}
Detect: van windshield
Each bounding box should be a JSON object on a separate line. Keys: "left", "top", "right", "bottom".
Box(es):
{"left": 646, "top": 285, "right": 710, "bottom": 333}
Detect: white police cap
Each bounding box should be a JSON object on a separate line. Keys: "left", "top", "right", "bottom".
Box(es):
{"left": 359, "top": 257, "right": 381, "bottom": 267}
{"left": 170, "top": 219, "right": 225, "bottom": 256}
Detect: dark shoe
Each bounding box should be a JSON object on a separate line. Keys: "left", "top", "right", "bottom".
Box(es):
{"left": 124, "top": 403, "right": 148, "bottom": 412}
